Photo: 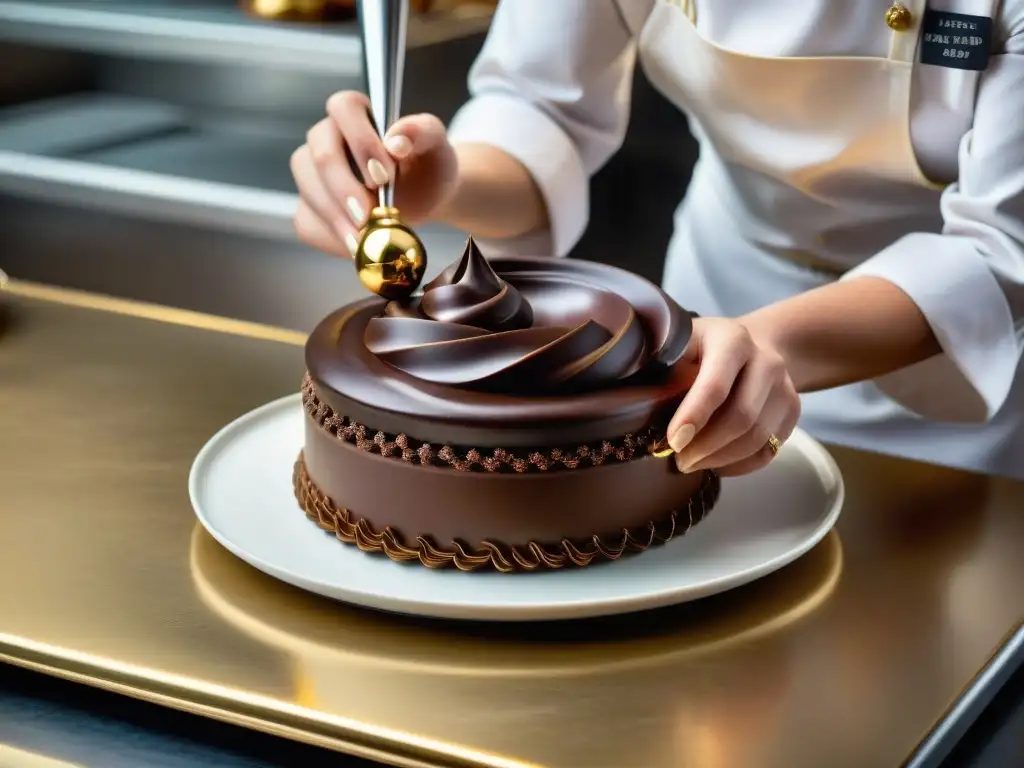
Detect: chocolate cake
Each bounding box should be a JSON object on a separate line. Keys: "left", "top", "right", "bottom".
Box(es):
{"left": 295, "top": 240, "right": 719, "bottom": 572}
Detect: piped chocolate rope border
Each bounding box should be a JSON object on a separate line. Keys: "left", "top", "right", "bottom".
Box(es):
{"left": 302, "top": 374, "right": 663, "bottom": 473}
{"left": 293, "top": 454, "right": 720, "bottom": 573}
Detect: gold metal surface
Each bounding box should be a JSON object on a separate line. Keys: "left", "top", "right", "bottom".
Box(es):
{"left": 650, "top": 438, "right": 675, "bottom": 459}
{"left": 767, "top": 433, "right": 782, "bottom": 457}
{"left": 0, "top": 747, "right": 83, "bottom": 768}
{"left": 1, "top": 285, "right": 1024, "bottom": 768}
{"left": 355, "top": 206, "right": 428, "bottom": 300}
{"left": 243, "top": 0, "right": 355, "bottom": 22}
{"left": 240, "top": 0, "right": 456, "bottom": 23}
{"left": 886, "top": 2, "right": 913, "bottom": 30}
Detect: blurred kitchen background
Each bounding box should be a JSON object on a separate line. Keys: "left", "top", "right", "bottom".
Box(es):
{"left": 0, "top": 0, "right": 697, "bottom": 331}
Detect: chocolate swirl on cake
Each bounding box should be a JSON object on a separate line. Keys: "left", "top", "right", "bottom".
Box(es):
{"left": 380, "top": 238, "right": 533, "bottom": 331}
{"left": 307, "top": 250, "right": 693, "bottom": 446}
{"left": 364, "top": 238, "right": 652, "bottom": 393}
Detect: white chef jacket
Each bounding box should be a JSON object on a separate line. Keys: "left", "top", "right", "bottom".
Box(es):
{"left": 447, "top": 0, "right": 1024, "bottom": 479}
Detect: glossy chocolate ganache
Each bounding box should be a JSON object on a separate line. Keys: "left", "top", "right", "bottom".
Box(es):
{"left": 367, "top": 238, "right": 652, "bottom": 392}
{"left": 306, "top": 239, "right": 695, "bottom": 447}
{"left": 296, "top": 240, "right": 718, "bottom": 572}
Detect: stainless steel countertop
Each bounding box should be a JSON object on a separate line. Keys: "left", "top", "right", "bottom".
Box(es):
{"left": 1, "top": 283, "right": 1023, "bottom": 768}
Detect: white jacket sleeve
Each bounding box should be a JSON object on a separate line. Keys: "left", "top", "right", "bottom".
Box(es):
{"left": 843, "top": 27, "right": 1024, "bottom": 423}
{"left": 447, "top": 0, "right": 637, "bottom": 258}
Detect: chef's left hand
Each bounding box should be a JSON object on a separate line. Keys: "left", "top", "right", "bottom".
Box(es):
{"left": 666, "top": 317, "right": 801, "bottom": 477}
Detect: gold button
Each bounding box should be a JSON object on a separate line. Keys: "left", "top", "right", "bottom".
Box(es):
{"left": 885, "top": 3, "right": 912, "bottom": 31}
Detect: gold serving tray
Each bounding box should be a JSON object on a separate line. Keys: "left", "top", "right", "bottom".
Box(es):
{"left": 1, "top": 282, "right": 1023, "bottom": 768}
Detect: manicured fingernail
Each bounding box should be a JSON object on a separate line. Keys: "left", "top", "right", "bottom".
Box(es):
{"left": 675, "top": 454, "right": 698, "bottom": 474}
{"left": 668, "top": 423, "right": 695, "bottom": 453}
{"left": 384, "top": 134, "right": 412, "bottom": 159}
{"left": 345, "top": 232, "right": 359, "bottom": 257}
{"left": 345, "top": 196, "right": 366, "bottom": 227}
{"left": 366, "top": 158, "right": 390, "bottom": 187}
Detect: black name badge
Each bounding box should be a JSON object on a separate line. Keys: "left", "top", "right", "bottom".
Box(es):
{"left": 919, "top": 10, "right": 992, "bottom": 71}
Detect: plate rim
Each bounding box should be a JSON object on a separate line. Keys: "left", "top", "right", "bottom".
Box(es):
{"left": 189, "top": 394, "right": 845, "bottom": 622}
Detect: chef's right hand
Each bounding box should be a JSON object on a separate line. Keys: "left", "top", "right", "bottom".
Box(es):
{"left": 290, "top": 90, "right": 459, "bottom": 258}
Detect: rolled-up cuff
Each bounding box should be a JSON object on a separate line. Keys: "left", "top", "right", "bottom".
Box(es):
{"left": 843, "top": 232, "right": 1020, "bottom": 422}
{"left": 448, "top": 92, "right": 589, "bottom": 258}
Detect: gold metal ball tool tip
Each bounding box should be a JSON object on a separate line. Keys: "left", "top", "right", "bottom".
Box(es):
{"left": 355, "top": 206, "right": 427, "bottom": 301}
{"left": 354, "top": 0, "right": 427, "bottom": 301}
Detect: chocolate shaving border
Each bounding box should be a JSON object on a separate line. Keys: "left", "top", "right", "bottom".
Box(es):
{"left": 302, "top": 374, "right": 664, "bottom": 473}
{"left": 293, "top": 454, "right": 720, "bottom": 573}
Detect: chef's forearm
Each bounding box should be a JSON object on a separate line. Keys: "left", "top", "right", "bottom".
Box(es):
{"left": 433, "top": 144, "right": 549, "bottom": 240}
{"left": 740, "top": 277, "right": 942, "bottom": 393}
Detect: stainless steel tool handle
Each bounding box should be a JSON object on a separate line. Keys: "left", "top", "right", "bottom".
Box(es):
{"left": 359, "top": 0, "right": 409, "bottom": 209}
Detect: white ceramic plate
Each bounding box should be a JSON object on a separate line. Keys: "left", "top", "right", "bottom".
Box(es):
{"left": 189, "top": 394, "right": 844, "bottom": 622}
